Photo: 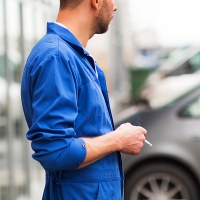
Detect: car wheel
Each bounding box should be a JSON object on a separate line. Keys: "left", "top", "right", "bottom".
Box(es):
{"left": 124, "top": 162, "right": 200, "bottom": 200}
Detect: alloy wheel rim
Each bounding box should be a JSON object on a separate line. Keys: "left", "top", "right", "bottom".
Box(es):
{"left": 130, "top": 172, "right": 189, "bottom": 200}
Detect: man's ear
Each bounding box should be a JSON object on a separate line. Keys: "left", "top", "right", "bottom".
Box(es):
{"left": 91, "top": 0, "right": 100, "bottom": 9}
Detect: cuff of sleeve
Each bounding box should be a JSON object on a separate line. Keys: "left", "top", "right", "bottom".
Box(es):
{"left": 62, "top": 138, "right": 87, "bottom": 170}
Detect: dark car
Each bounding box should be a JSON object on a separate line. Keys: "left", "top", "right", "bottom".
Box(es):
{"left": 115, "top": 73, "right": 200, "bottom": 200}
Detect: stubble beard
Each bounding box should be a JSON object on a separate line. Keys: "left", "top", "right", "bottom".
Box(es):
{"left": 92, "top": 1, "right": 111, "bottom": 34}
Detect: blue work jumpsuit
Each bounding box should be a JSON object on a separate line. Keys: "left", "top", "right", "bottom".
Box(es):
{"left": 21, "top": 22, "right": 124, "bottom": 200}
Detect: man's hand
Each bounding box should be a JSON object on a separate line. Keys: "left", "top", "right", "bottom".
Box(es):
{"left": 114, "top": 123, "right": 147, "bottom": 155}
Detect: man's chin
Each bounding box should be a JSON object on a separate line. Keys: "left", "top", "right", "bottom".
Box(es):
{"left": 95, "top": 26, "right": 109, "bottom": 35}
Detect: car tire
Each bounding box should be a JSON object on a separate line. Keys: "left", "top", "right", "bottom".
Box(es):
{"left": 124, "top": 161, "right": 200, "bottom": 200}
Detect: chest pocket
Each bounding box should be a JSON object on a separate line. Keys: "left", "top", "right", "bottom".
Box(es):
{"left": 75, "top": 79, "right": 113, "bottom": 137}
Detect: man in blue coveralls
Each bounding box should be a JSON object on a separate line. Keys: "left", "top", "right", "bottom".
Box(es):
{"left": 21, "top": 0, "right": 147, "bottom": 199}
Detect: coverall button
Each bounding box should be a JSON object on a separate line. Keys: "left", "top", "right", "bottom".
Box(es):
{"left": 82, "top": 144, "right": 86, "bottom": 148}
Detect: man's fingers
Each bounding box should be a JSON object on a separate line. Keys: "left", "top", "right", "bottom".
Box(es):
{"left": 137, "top": 126, "right": 147, "bottom": 135}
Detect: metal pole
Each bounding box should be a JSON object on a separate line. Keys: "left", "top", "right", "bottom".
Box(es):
{"left": 19, "top": 2, "right": 31, "bottom": 198}
{"left": 107, "top": 0, "right": 125, "bottom": 114}
{"left": 2, "top": 0, "right": 16, "bottom": 199}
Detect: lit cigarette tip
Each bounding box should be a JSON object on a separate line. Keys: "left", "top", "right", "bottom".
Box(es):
{"left": 145, "top": 140, "right": 153, "bottom": 147}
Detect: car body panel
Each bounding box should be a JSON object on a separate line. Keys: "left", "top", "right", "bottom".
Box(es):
{"left": 116, "top": 85, "right": 200, "bottom": 190}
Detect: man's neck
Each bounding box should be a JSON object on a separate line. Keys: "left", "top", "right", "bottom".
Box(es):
{"left": 56, "top": 10, "right": 94, "bottom": 48}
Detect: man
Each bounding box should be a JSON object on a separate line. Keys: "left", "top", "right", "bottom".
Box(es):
{"left": 21, "top": 0, "right": 147, "bottom": 199}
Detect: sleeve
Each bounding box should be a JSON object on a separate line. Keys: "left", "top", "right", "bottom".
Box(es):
{"left": 26, "top": 54, "right": 86, "bottom": 171}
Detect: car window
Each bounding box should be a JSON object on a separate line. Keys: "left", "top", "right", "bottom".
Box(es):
{"left": 179, "top": 96, "right": 200, "bottom": 118}
{"left": 189, "top": 52, "right": 200, "bottom": 71}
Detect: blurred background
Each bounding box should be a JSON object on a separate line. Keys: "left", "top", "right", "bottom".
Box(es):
{"left": 0, "top": 0, "right": 200, "bottom": 199}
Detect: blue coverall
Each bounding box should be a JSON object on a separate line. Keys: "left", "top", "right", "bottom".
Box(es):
{"left": 21, "top": 22, "right": 124, "bottom": 200}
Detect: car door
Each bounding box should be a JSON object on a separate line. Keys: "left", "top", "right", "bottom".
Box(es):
{"left": 175, "top": 87, "right": 200, "bottom": 174}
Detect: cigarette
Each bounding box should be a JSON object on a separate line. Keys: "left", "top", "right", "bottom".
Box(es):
{"left": 145, "top": 139, "right": 153, "bottom": 146}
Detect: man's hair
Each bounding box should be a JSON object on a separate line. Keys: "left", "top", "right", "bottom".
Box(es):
{"left": 60, "top": 0, "right": 84, "bottom": 10}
